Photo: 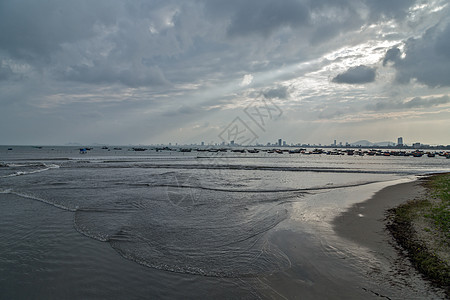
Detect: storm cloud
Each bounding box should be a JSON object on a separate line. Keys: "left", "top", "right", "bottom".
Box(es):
{"left": 385, "top": 20, "right": 450, "bottom": 87}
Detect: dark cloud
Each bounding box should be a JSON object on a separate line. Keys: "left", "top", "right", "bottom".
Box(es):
{"left": 0, "top": 0, "right": 200, "bottom": 87}
{"left": 204, "top": 0, "right": 415, "bottom": 40}
{"left": 332, "top": 65, "right": 376, "bottom": 84}
{"left": 0, "top": 0, "right": 419, "bottom": 90}
{"left": 385, "top": 20, "right": 450, "bottom": 87}
{"left": 367, "top": 95, "right": 450, "bottom": 111}
{"left": 382, "top": 47, "right": 401, "bottom": 66}
{"left": 0, "top": 0, "right": 117, "bottom": 62}
{"left": 263, "top": 86, "right": 289, "bottom": 99}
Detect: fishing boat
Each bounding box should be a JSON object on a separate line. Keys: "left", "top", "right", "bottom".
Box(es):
{"left": 412, "top": 151, "right": 423, "bottom": 157}
{"left": 247, "top": 149, "right": 259, "bottom": 153}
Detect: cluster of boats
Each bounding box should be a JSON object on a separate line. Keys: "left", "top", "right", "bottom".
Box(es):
{"left": 180, "top": 147, "right": 450, "bottom": 158}
{"left": 78, "top": 146, "right": 450, "bottom": 158}
{"left": 306, "top": 149, "right": 449, "bottom": 157}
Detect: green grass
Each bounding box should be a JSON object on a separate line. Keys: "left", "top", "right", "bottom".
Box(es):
{"left": 424, "top": 174, "right": 450, "bottom": 242}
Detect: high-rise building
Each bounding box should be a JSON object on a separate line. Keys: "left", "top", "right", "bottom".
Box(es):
{"left": 397, "top": 137, "right": 403, "bottom": 146}
{"left": 278, "top": 139, "right": 282, "bottom": 147}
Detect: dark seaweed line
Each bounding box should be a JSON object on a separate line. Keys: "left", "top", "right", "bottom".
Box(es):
{"left": 141, "top": 180, "right": 381, "bottom": 193}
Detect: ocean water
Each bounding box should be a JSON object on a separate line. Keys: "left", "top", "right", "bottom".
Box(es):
{"left": 1, "top": 146, "right": 449, "bottom": 299}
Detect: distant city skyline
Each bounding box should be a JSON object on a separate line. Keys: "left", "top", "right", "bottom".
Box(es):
{"left": 25, "top": 136, "right": 447, "bottom": 148}
{"left": 4, "top": 136, "right": 449, "bottom": 148}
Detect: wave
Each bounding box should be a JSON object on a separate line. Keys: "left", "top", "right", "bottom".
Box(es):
{"left": 68, "top": 187, "right": 293, "bottom": 278}
{"left": 70, "top": 162, "right": 413, "bottom": 175}
{"left": 0, "top": 188, "right": 75, "bottom": 212}
{"left": 2, "top": 162, "right": 48, "bottom": 168}
{"left": 130, "top": 180, "right": 381, "bottom": 193}
{"left": 104, "top": 205, "right": 291, "bottom": 278}
{"left": 1, "top": 163, "right": 60, "bottom": 178}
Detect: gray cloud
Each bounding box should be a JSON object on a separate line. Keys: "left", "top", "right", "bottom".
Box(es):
{"left": 225, "top": 0, "right": 310, "bottom": 37}
{"left": 0, "top": 1, "right": 203, "bottom": 87}
{"left": 363, "top": 0, "right": 411, "bottom": 21}
{"left": 63, "top": 62, "right": 169, "bottom": 87}
{"left": 0, "top": 63, "right": 14, "bottom": 81}
{"left": 263, "top": 86, "right": 289, "bottom": 99}
{"left": 163, "top": 105, "right": 198, "bottom": 117}
{"left": 332, "top": 65, "right": 376, "bottom": 84}
{"left": 1, "top": 0, "right": 449, "bottom": 145}
{"left": 382, "top": 47, "right": 401, "bottom": 66}
{"left": 204, "top": 0, "right": 414, "bottom": 39}
{"left": 318, "top": 109, "right": 346, "bottom": 120}
{"left": 367, "top": 95, "right": 450, "bottom": 111}
{"left": 0, "top": 0, "right": 419, "bottom": 90}
{"left": 385, "top": 20, "right": 450, "bottom": 87}
{"left": 0, "top": 0, "right": 117, "bottom": 62}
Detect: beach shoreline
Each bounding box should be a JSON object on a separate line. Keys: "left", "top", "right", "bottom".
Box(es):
{"left": 333, "top": 175, "right": 449, "bottom": 296}
{"left": 332, "top": 179, "right": 426, "bottom": 251}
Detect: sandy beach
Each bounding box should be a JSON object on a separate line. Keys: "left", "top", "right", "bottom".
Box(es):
{"left": 333, "top": 178, "right": 450, "bottom": 297}
{"left": 333, "top": 180, "right": 427, "bottom": 251}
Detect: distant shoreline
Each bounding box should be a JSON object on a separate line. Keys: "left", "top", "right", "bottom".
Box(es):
{"left": 1, "top": 144, "right": 450, "bottom": 150}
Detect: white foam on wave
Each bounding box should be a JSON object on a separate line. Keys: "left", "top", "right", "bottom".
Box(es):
{"left": 1, "top": 163, "right": 60, "bottom": 178}
{"left": 0, "top": 188, "right": 13, "bottom": 194}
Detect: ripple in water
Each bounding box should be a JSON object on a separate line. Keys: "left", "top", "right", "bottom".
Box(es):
{"left": 74, "top": 182, "right": 291, "bottom": 277}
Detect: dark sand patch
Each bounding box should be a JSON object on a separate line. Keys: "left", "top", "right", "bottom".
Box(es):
{"left": 333, "top": 180, "right": 426, "bottom": 252}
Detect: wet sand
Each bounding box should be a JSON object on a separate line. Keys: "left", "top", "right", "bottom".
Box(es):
{"left": 333, "top": 180, "right": 427, "bottom": 252}
{"left": 330, "top": 180, "right": 450, "bottom": 298}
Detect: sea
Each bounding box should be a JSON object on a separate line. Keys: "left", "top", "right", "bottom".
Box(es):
{"left": 1, "top": 146, "right": 449, "bottom": 299}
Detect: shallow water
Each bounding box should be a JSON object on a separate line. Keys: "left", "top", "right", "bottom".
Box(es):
{"left": 1, "top": 146, "right": 449, "bottom": 299}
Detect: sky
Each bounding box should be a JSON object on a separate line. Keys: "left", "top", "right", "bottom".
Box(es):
{"left": 1, "top": 0, "right": 450, "bottom": 146}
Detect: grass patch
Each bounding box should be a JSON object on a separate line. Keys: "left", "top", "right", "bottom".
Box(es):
{"left": 424, "top": 174, "right": 450, "bottom": 242}
{"left": 387, "top": 173, "right": 450, "bottom": 295}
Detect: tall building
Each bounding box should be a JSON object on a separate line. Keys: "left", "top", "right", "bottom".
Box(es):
{"left": 397, "top": 137, "right": 403, "bottom": 146}
{"left": 278, "top": 139, "right": 282, "bottom": 147}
